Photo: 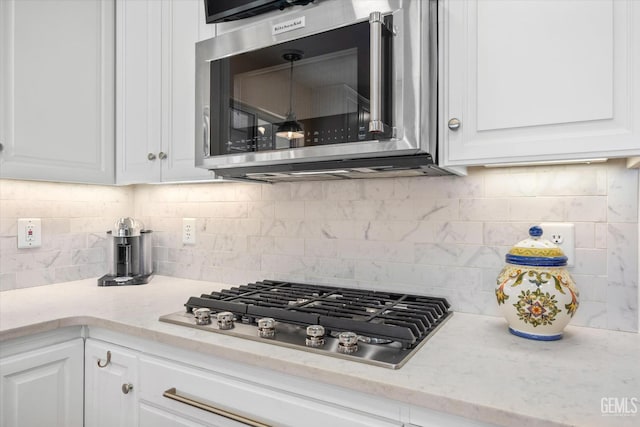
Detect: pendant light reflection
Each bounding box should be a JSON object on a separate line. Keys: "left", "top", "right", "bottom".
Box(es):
{"left": 276, "top": 51, "right": 304, "bottom": 140}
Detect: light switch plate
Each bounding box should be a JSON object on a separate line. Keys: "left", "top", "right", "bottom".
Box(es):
{"left": 17, "top": 218, "right": 42, "bottom": 249}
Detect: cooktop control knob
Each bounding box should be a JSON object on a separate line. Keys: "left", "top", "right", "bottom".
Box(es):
{"left": 193, "top": 308, "right": 212, "bottom": 325}
{"left": 305, "top": 325, "right": 325, "bottom": 348}
{"left": 337, "top": 331, "right": 359, "bottom": 354}
{"left": 257, "top": 317, "right": 276, "bottom": 338}
{"left": 216, "top": 311, "right": 235, "bottom": 330}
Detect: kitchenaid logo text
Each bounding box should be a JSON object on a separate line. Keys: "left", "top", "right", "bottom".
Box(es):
{"left": 272, "top": 17, "right": 305, "bottom": 35}
{"left": 601, "top": 397, "right": 638, "bottom": 416}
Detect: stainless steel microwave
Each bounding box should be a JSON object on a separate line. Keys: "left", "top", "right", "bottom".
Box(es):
{"left": 195, "top": 0, "right": 449, "bottom": 182}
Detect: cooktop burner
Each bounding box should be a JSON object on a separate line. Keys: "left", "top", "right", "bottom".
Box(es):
{"left": 159, "top": 280, "right": 452, "bottom": 369}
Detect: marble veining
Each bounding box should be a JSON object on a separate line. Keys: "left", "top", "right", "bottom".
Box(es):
{"left": 1, "top": 160, "right": 638, "bottom": 333}
{"left": 0, "top": 180, "right": 131, "bottom": 290}
{"left": 1, "top": 277, "right": 637, "bottom": 427}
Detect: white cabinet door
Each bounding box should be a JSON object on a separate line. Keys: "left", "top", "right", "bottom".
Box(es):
{"left": 85, "top": 339, "right": 139, "bottom": 427}
{"left": 0, "top": 0, "right": 115, "bottom": 184}
{"left": 115, "top": 0, "right": 162, "bottom": 184}
{"left": 0, "top": 338, "right": 84, "bottom": 427}
{"left": 116, "top": 0, "right": 215, "bottom": 184}
{"left": 440, "top": 0, "right": 640, "bottom": 166}
{"left": 159, "top": 0, "right": 215, "bottom": 182}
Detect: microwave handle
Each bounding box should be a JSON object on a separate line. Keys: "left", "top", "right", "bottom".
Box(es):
{"left": 202, "top": 106, "right": 210, "bottom": 156}
{"left": 369, "top": 12, "right": 384, "bottom": 133}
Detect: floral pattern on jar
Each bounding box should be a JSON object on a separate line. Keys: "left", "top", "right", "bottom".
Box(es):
{"left": 495, "top": 226, "right": 580, "bottom": 341}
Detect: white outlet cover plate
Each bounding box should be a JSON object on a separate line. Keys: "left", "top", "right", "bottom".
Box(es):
{"left": 17, "top": 218, "right": 42, "bottom": 249}
{"left": 540, "top": 222, "right": 575, "bottom": 267}
{"left": 183, "top": 218, "right": 197, "bottom": 245}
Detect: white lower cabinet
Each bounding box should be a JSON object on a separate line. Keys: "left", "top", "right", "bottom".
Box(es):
{"left": 138, "top": 355, "right": 401, "bottom": 427}
{"left": 85, "top": 339, "right": 139, "bottom": 427}
{"left": 83, "top": 332, "right": 401, "bottom": 427}
{"left": 408, "top": 407, "right": 497, "bottom": 427}
{"left": 139, "top": 402, "right": 210, "bottom": 427}
{"left": 0, "top": 337, "right": 84, "bottom": 427}
{"left": 83, "top": 330, "right": 498, "bottom": 427}
{"left": 1, "top": 328, "right": 497, "bottom": 427}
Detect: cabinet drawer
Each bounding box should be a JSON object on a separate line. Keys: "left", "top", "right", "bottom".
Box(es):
{"left": 139, "top": 355, "right": 401, "bottom": 427}
{"left": 139, "top": 401, "right": 236, "bottom": 427}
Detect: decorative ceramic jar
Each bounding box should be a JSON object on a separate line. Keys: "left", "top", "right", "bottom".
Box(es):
{"left": 495, "top": 226, "right": 579, "bottom": 340}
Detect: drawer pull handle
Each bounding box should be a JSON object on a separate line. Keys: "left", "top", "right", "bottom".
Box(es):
{"left": 163, "top": 387, "right": 270, "bottom": 427}
{"left": 97, "top": 351, "right": 111, "bottom": 368}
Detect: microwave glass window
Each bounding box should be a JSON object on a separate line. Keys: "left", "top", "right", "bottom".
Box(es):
{"left": 209, "top": 19, "right": 392, "bottom": 156}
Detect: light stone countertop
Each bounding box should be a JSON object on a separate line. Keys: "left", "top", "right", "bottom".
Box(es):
{"left": 0, "top": 276, "right": 638, "bottom": 427}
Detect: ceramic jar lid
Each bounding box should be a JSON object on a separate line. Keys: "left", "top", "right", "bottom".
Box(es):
{"left": 505, "top": 226, "right": 567, "bottom": 267}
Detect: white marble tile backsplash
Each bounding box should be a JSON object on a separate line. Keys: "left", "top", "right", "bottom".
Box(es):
{"left": 0, "top": 159, "right": 638, "bottom": 332}
{"left": 134, "top": 160, "right": 638, "bottom": 332}
{"left": 0, "top": 180, "right": 133, "bottom": 290}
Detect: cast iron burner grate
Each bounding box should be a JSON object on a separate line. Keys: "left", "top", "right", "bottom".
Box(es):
{"left": 183, "top": 280, "right": 451, "bottom": 350}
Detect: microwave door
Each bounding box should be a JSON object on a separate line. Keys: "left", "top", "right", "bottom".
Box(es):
{"left": 205, "top": 13, "right": 395, "bottom": 168}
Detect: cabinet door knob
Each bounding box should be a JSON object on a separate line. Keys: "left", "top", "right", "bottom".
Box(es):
{"left": 122, "top": 383, "right": 134, "bottom": 394}
{"left": 147, "top": 153, "right": 157, "bottom": 161}
{"left": 448, "top": 118, "right": 461, "bottom": 130}
{"left": 158, "top": 151, "right": 168, "bottom": 160}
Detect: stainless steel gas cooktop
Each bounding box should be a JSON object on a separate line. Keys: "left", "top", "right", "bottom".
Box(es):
{"left": 159, "top": 280, "right": 452, "bottom": 369}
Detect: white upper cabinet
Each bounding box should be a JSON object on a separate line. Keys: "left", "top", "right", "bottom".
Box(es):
{"left": 115, "top": 0, "right": 162, "bottom": 183}
{"left": 0, "top": 0, "right": 115, "bottom": 184}
{"left": 440, "top": 0, "right": 640, "bottom": 166}
{"left": 116, "top": 0, "right": 215, "bottom": 184}
{"left": 159, "top": 0, "right": 215, "bottom": 182}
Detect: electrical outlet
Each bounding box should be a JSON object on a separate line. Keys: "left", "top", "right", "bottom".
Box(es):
{"left": 182, "top": 218, "right": 197, "bottom": 245}
{"left": 540, "top": 222, "right": 575, "bottom": 267}
{"left": 17, "top": 218, "right": 42, "bottom": 249}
